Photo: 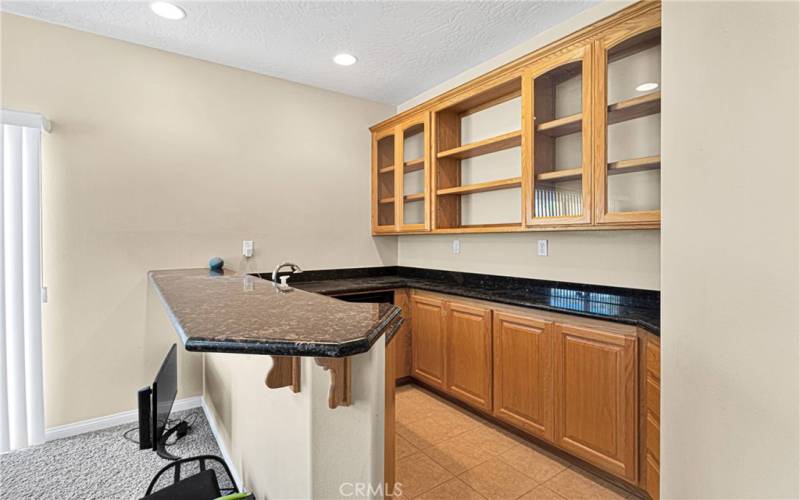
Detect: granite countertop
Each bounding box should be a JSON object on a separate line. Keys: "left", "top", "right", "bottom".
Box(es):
{"left": 149, "top": 269, "right": 403, "bottom": 357}
{"left": 270, "top": 266, "right": 660, "bottom": 336}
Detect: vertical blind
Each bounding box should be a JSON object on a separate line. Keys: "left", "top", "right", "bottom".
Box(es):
{"left": 0, "top": 110, "right": 48, "bottom": 452}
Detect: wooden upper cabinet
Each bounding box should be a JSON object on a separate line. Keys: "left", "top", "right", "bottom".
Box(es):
{"left": 493, "top": 311, "right": 555, "bottom": 441}
{"left": 370, "top": 1, "right": 661, "bottom": 234}
{"left": 554, "top": 324, "right": 638, "bottom": 481}
{"left": 524, "top": 44, "right": 593, "bottom": 227}
{"left": 445, "top": 301, "right": 493, "bottom": 412}
{"left": 593, "top": 8, "right": 662, "bottom": 225}
{"left": 397, "top": 113, "right": 432, "bottom": 232}
{"left": 372, "top": 127, "right": 397, "bottom": 233}
{"left": 371, "top": 113, "right": 431, "bottom": 234}
{"left": 410, "top": 294, "right": 446, "bottom": 389}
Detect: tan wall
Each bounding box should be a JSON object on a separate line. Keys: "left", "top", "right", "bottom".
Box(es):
{"left": 395, "top": 0, "right": 660, "bottom": 291}
{"left": 0, "top": 13, "right": 395, "bottom": 427}
{"left": 204, "top": 343, "right": 385, "bottom": 498}
{"left": 661, "top": 1, "right": 799, "bottom": 498}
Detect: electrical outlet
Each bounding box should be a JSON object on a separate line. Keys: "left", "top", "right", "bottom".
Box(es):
{"left": 537, "top": 239, "right": 548, "bottom": 256}
{"left": 452, "top": 239, "right": 461, "bottom": 255}
{"left": 242, "top": 240, "right": 254, "bottom": 257}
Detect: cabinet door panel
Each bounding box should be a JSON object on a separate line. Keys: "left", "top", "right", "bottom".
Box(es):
{"left": 410, "top": 295, "right": 446, "bottom": 389}
{"left": 555, "top": 324, "right": 637, "bottom": 481}
{"left": 445, "top": 301, "right": 492, "bottom": 412}
{"left": 393, "top": 289, "right": 413, "bottom": 379}
{"left": 492, "top": 312, "right": 554, "bottom": 441}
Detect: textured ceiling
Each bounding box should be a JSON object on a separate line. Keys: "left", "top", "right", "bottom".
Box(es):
{"left": 1, "top": 1, "right": 596, "bottom": 104}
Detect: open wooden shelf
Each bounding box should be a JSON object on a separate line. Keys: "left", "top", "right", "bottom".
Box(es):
{"left": 437, "top": 130, "right": 522, "bottom": 160}
{"left": 608, "top": 91, "right": 661, "bottom": 125}
{"left": 607, "top": 155, "right": 660, "bottom": 175}
{"left": 437, "top": 177, "right": 522, "bottom": 196}
{"left": 535, "top": 167, "right": 583, "bottom": 183}
{"left": 378, "top": 165, "right": 394, "bottom": 174}
{"left": 536, "top": 113, "right": 582, "bottom": 137}
{"left": 378, "top": 196, "right": 394, "bottom": 205}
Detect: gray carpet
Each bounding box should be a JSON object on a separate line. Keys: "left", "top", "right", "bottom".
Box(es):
{"left": 0, "top": 408, "right": 227, "bottom": 499}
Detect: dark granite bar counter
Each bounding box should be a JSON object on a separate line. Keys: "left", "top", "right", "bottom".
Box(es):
{"left": 260, "top": 266, "right": 660, "bottom": 336}
{"left": 149, "top": 269, "right": 403, "bottom": 357}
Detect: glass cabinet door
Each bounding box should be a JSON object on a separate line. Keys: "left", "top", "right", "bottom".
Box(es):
{"left": 372, "top": 129, "right": 397, "bottom": 233}
{"left": 594, "top": 23, "right": 661, "bottom": 225}
{"left": 525, "top": 44, "right": 593, "bottom": 226}
{"left": 397, "top": 113, "right": 431, "bottom": 232}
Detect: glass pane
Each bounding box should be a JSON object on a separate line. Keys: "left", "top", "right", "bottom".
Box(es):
{"left": 403, "top": 199, "right": 425, "bottom": 225}
{"left": 607, "top": 169, "right": 660, "bottom": 212}
{"left": 533, "top": 59, "right": 584, "bottom": 218}
{"left": 605, "top": 28, "right": 661, "bottom": 214}
{"left": 376, "top": 135, "right": 394, "bottom": 226}
{"left": 403, "top": 125, "right": 424, "bottom": 197}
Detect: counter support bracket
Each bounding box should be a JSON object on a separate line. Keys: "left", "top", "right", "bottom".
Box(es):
{"left": 315, "top": 357, "right": 352, "bottom": 409}
{"left": 265, "top": 356, "right": 301, "bottom": 393}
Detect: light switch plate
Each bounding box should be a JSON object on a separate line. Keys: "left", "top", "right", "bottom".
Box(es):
{"left": 537, "top": 239, "right": 548, "bottom": 256}
{"left": 242, "top": 240, "right": 254, "bottom": 257}
{"left": 452, "top": 239, "right": 461, "bottom": 255}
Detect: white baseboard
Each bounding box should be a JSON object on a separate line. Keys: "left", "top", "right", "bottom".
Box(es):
{"left": 44, "top": 396, "right": 202, "bottom": 442}
{"left": 200, "top": 397, "right": 243, "bottom": 492}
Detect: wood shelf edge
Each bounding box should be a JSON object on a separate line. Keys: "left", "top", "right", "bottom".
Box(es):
{"left": 536, "top": 113, "right": 582, "bottom": 137}
{"left": 608, "top": 155, "right": 661, "bottom": 175}
{"left": 437, "top": 130, "right": 522, "bottom": 160}
{"left": 536, "top": 167, "right": 583, "bottom": 182}
{"left": 437, "top": 177, "right": 522, "bottom": 196}
{"left": 608, "top": 91, "right": 661, "bottom": 124}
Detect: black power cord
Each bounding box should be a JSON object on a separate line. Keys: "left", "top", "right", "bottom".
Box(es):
{"left": 122, "top": 412, "right": 198, "bottom": 445}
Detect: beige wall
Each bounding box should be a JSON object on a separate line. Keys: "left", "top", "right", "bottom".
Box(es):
{"left": 204, "top": 343, "right": 386, "bottom": 499}
{"left": 395, "top": 0, "right": 661, "bottom": 291}
{"left": 0, "top": 13, "right": 395, "bottom": 427}
{"left": 661, "top": 1, "right": 799, "bottom": 498}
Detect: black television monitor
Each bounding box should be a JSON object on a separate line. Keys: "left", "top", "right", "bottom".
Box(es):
{"left": 152, "top": 344, "right": 178, "bottom": 449}
{"left": 138, "top": 344, "right": 184, "bottom": 460}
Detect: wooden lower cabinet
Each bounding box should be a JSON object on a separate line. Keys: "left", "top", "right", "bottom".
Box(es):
{"left": 492, "top": 311, "right": 555, "bottom": 441}
{"left": 393, "top": 289, "right": 413, "bottom": 379}
{"left": 445, "top": 302, "right": 493, "bottom": 412}
{"left": 554, "top": 324, "right": 638, "bottom": 482}
{"left": 410, "top": 294, "right": 446, "bottom": 389}
{"left": 406, "top": 291, "right": 651, "bottom": 489}
{"left": 644, "top": 335, "right": 661, "bottom": 499}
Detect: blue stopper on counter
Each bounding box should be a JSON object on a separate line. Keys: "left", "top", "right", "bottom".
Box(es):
{"left": 209, "top": 256, "right": 224, "bottom": 271}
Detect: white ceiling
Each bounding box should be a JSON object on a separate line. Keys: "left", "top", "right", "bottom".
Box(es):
{"left": 1, "top": 1, "right": 597, "bottom": 105}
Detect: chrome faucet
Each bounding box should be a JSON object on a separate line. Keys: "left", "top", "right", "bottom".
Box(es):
{"left": 272, "top": 262, "right": 303, "bottom": 285}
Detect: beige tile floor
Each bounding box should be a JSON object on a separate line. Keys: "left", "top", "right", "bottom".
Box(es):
{"left": 394, "top": 384, "right": 640, "bottom": 500}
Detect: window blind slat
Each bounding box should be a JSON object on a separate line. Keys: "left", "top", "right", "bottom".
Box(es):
{"left": 22, "top": 126, "right": 43, "bottom": 447}
{"left": 4, "top": 124, "right": 28, "bottom": 450}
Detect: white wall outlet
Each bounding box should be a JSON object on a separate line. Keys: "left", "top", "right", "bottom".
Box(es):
{"left": 537, "top": 239, "right": 549, "bottom": 256}
{"left": 242, "top": 240, "right": 254, "bottom": 257}
{"left": 452, "top": 239, "right": 461, "bottom": 255}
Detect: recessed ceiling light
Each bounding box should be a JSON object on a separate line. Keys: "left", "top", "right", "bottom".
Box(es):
{"left": 150, "top": 1, "right": 186, "bottom": 20}
{"left": 636, "top": 82, "right": 659, "bottom": 92}
{"left": 333, "top": 53, "right": 357, "bottom": 66}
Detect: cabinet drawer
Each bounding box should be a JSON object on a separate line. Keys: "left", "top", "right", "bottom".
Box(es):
{"left": 646, "top": 376, "right": 660, "bottom": 417}
{"left": 646, "top": 412, "right": 660, "bottom": 458}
